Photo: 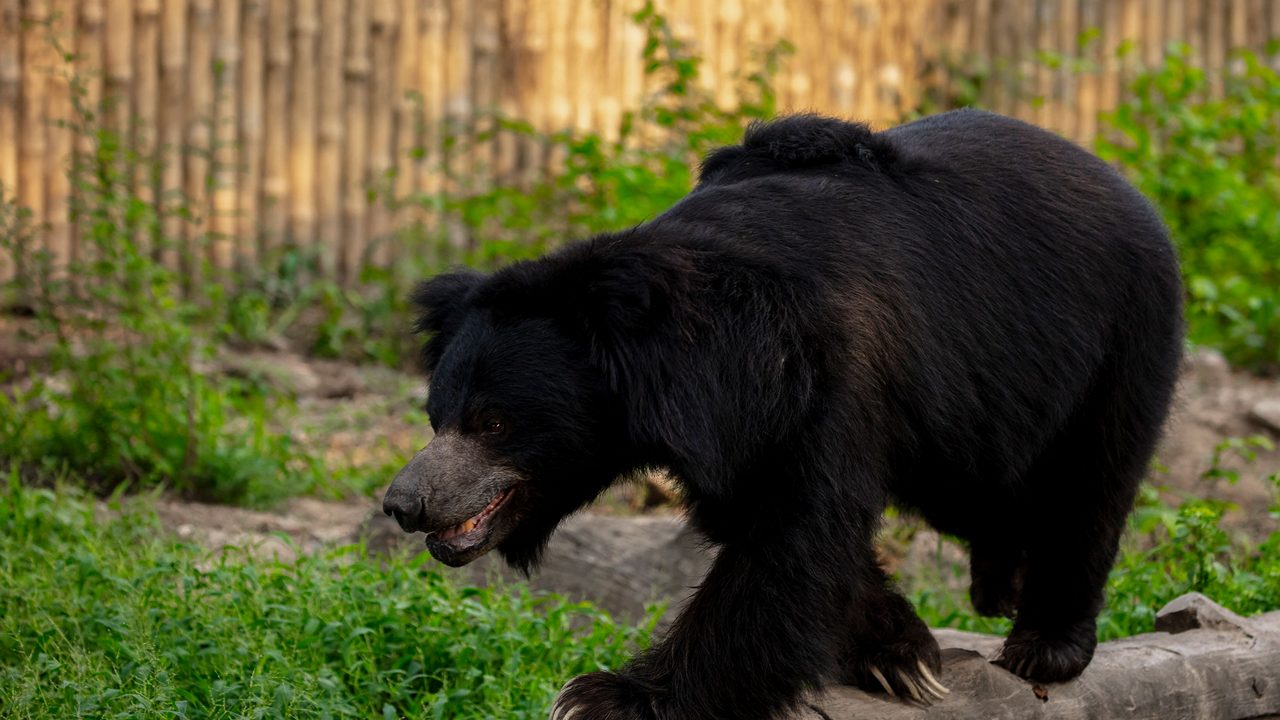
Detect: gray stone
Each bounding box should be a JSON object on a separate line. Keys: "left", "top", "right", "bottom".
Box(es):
{"left": 1249, "top": 398, "right": 1280, "bottom": 434}
{"left": 1155, "top": 591, "right": 1255, "bottom": 636}
{"left": 364, "top": 510, "right": 712, "bottom": 627}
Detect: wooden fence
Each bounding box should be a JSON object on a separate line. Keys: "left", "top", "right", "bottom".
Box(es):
{"left": 2, "top": 0, "right": 1278, "bottom": 286}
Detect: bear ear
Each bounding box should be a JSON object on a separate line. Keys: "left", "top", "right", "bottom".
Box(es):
{"left": 575, "top": 245, "right": 695, "bottom": 341}
{"left": 582, "top": 259, "right": 665, "bottom": 337}
{"left": 411, "top": 269, "right": 484, "bottom": 373}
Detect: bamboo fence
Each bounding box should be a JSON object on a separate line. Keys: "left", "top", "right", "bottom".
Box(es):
{"left": 2, "top": 0, "right": 1278, "bottom": 286}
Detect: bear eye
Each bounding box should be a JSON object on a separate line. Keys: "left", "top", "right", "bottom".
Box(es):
{"left": 483, "top": 419, "right": 505, "bottom": 435}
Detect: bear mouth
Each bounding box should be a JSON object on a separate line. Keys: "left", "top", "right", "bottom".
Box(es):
{"left": 424, "top": 487, "right": 514, "bottom": 564}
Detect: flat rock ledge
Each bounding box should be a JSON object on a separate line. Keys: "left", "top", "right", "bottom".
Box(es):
{"left": 364, "top": 513, "right": 1280, "bottom": 720}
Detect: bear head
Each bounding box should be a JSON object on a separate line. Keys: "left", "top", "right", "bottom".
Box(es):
{"left": 382, "top": 238, "right": 701, "bottom": 572}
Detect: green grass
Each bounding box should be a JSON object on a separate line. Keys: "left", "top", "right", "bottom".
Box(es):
{"left": 2, "top": 468, "right": 1278, "bottom": 719}
{"left": 0, "top": 478, "right": 655, "bottom": 719}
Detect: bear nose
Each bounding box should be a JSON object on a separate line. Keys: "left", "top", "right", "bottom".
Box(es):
{"left": 382, "top": 492, "right": 427, "bottom": 533}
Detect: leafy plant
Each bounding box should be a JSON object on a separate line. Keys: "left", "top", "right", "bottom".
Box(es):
{"left": 1098, "top": 44, "right": 1280, "bottom": 373}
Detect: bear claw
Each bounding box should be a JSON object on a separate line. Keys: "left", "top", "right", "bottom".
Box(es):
{"left": 864, "top": 662, "right": 949, "bottom": 704}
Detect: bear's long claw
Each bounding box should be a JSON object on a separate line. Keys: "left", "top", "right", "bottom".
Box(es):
{"left": 897, "top": 670, "right": 924, "bottom": 702}
{"left": 869, "top": 666, "right": 896, "bottom": 697}
{"left": 918, "top": 660, "right": 951, "bottom": 697}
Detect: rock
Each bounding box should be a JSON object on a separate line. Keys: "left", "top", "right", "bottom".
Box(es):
{"left": 1155, "top": 591, "right": 1255, "bottom": 636}
{"left": 1183, "top": 348, "right": 1232, "bottom": 389}
{"left": 364, "top": 510, "right": 712, "bottom": 626}
{"left": 1249, "top": 399, "right": 1280, "bottom": 434}
{"left": 798, "top": 601, "right": 1280, "bottom": 720}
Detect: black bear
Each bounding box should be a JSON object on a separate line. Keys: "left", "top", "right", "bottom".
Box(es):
{"left": 383, "top": 109, "right": 1184, "bottom": 720}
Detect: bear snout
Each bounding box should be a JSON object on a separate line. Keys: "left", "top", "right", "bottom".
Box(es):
{"left": 383, "top": 432, "right": 522, "bottom": 538}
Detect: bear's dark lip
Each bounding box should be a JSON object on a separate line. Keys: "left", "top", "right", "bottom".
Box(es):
{"left": 423, "top": 486, "right": 515, "bottom": 555}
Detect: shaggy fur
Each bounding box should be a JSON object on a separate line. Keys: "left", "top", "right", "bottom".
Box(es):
{"left": 406, "top": 110, "right": 1184, "bottom": 719}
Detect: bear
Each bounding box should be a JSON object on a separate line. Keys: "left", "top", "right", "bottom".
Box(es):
{"left": 382, "top": 109, "right": 1184, "bottom": 720}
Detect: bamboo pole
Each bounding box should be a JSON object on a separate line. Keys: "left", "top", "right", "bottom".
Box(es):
{"left": 1247, "top": 0, "right": 1266, "bottom": 51}
{"left": 544, "top": 0, "right": 568, "bottom": 172}
{"left": 444, "top": 0, "right": 474, "bottom": 253}
{"left": 716, "top": 0, "right": 747, "bottom": 110}
{"left": 764, "top": 0, "right": 788, "bottom": 111}
{"left": 1271, "top": 2, "right": 1280, "bottom": 71}
{"left": 315, "top": 0, "right": 345, "bottom": 277}
{"left": 568, "top": 0, "right": 595, "bottom": 133}
{"left": 470, "top": 0, "right": 499, "bottom": 178}
{"left": 877, "top": 1, "right": 904, "bottom": 125}
{"left": 1119, "top": 0, "right": 1142, "bottom": 92}
{"left": 392, "top": 0, "right": 420, "bottom": 240}
{"left": 1206, "top": 0, "right": 1226, "bottom": 95}
{"left": 74, "top": 0, "right": 104, "bottom": 273}
{"left": 185, "top": 0, "right": 213, "bottom": 291}
{"left": 19, "top": 0, "right": 48, "bottom": 268}
{"left": 366, "top": 0, "right": 397, "bottom": 267}
{"left": 1186, "top": 0, "right": 1205, "bottom": 66}
{"left": 0, "top": 0, "right": 18, "bottom": 282}
{"left": 262, "top": 0, "right": 289, "bottom": 261}
{"left": 1166, "top": 0, "right": 1186, "bottom": 50}
{"left": 1144, "top": 0, "right": 1166, "bottom": 68}
{"left": 290, "top": 0, "right": 319, "bottom": 268}
{"left": 854, "top": 2, "right": 876, "bottom": 119}
{"left": 132, "top": 0, "right": 160, "bottom": 260}
{"left": 942, "top": 0, "right": 975, "bottom": 111}
{"left": 620, "top": 0, "right": 644, "bottom": 141}
{"left": 691, "top": 0, "right": 716, "bottom": 108}
{"left": 237, "top": 0, "right": 264, "bottom": 270}
{"left": 158, "top": 0, "right": 185, "bottom": 270}
{"left": 103, "top": 0, "right": 132, "bottom": 138}
{"left": 1076, "top": 0, "right": 1101, "bottom": 142}
{"left": 1098, "top": 0, "right": 1122, "bottom": 123}
{"left": 494, "top": 0, "right": 524, "bottom": 180}
{"left": 341, "top": 0, "right": 370, "bottom": 281}
{"left": 1057, "top": 0, "right": 1080, "bottom": 141}
{"left": 1034, "top": 0, "right": 1055, "bottom": 127}
{"left": 514, "top": 0, "right": 546, "bottom": 187}
{"left": 417, "top": 0, "right": 446, "bottom": 257}
{"left": 1228, "top": 0, "right": 1247, "bottom": 59}
{"left": 833, "top": 0, "right": 859, "bottom": 115}
{"left": 210, "top": 0, "right": 240, "bottom": 277}
{"left": 45, "top": 0, "right": 73, "bottom": 272}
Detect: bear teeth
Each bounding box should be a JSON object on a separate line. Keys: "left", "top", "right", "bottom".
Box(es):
{"left": 435, "top": 489, "right": 510, "bottom": 541}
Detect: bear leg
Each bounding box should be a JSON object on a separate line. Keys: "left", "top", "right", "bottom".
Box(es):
{"left": 969, "top": 540, "right": 1026, "bottom": 619}
{"left": 994, "top": 375, "right": 1161, "bottom": 683}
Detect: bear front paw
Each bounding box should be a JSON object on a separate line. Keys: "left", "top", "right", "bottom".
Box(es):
{"left": 550, "top": 671, "right": 657, "bottom": 720}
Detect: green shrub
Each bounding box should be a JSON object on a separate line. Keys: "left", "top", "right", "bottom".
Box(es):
{"left": 0, "top": 62, "right": 326, "bottom": 505}
{"left": 0, "top": 477, "right": 654, "bottom": 719}
{"left": 1098, "top": 45, "right": 1280, "bottom": 373}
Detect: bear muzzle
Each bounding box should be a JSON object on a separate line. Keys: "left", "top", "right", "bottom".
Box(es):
{"left": 382, "top": 432, "right": 525, "bottom": 565}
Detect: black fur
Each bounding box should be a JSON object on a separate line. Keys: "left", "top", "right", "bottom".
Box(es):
{"left": 412, "top": 109, "right": 1184, "bottom": 719}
